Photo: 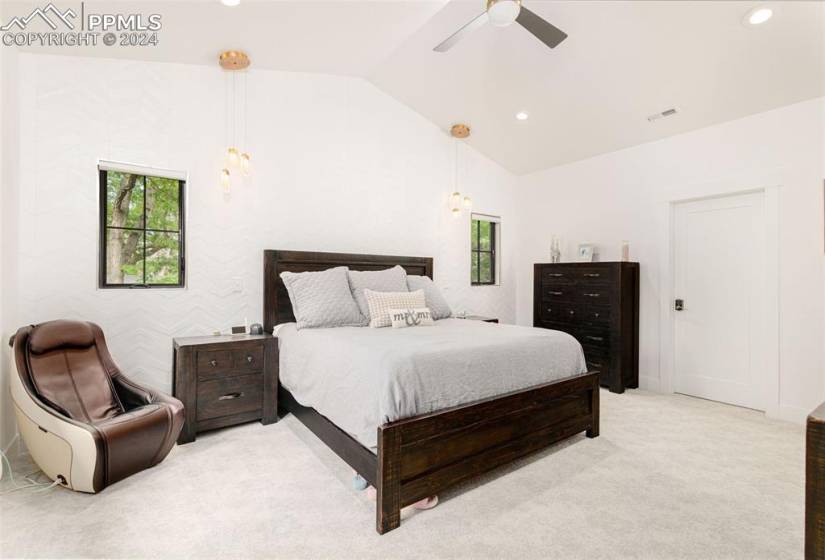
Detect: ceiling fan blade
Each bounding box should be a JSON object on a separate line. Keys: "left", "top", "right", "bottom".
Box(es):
{"left": 433, "top": 12, "right": 489, "bottom": 52}
{"left": 516, "top": 6, "right": 568, "bottom": 49}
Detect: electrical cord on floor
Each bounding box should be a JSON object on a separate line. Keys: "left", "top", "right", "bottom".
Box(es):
{"left": 0, "top": 449, "right": 61, "bottom": 495}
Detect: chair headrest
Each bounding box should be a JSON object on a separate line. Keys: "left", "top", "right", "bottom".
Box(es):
{"left": 28, "top": 320, "right": 96, "bottom": 355}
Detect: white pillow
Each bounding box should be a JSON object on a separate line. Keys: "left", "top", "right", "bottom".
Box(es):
{"left": 364, "top": 289, "right": 426, "bottom": 328}
{"left": 388, "top": 307, "right": 434, "bottom": 329}
{"left": 347, "top": 266, "right": 409, "bottom": 325}
{"left": 406, "top": 275, "right": 452, "bottom": 320}
{"left": 279, "top": 267, "right": 363, "bottom": 329}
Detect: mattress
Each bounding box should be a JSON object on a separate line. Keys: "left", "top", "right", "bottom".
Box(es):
{"left": 276, "top": 318, "right": 586, "bottom": 450}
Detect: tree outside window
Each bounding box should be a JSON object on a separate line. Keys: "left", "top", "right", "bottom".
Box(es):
{"left": 471, "top": 217, "right": 497, "bottom": 285}
{"left": 99, "top": 169, "right": 185, "bottom": 288}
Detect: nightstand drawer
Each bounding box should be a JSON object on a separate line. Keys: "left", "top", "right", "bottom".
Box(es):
{"left": 197, "top": 347, "right": 263, "bottom": 379}
{"left": 196, "top": 373, "right": 263, "bottom": 421}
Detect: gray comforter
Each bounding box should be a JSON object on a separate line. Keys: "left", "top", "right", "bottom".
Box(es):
{"left": 276, "top": 318, "right": 586, "bottom": 450}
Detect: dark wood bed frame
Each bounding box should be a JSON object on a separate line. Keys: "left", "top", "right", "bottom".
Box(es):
{"left": 264, "top": 249, "right": 600, "bottom": 534}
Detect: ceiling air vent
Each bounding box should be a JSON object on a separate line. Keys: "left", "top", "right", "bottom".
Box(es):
{"left": 647, "top": 107, "right": 679, "bottom": 123}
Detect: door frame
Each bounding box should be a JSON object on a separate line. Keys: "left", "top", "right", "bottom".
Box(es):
{"left": 657, "top": 169, "right": 780, "bottom": 418}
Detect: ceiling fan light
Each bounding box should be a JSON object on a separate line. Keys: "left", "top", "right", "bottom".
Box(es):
{"left": 487, "top": 0, "right": 521, "bottom": 27}
{"left": 220, "top": 0, "right": 240, "bottom": 6}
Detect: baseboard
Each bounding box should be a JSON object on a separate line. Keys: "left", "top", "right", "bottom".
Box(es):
{"left": 774, "top": 404, "right": 811, "bottom": 425}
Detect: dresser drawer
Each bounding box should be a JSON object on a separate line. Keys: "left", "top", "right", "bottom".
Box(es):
{"left": 197, "top": 346, "right": 263, "bottom": 379}
{"left": 573, "top": 267, "right": 615, "bottom": 283}
{"left": 196, "top": 373, "right": 263, "bottom": 421}
{"left": 540, "top": 269, "right": 573, "bottom": 285}
{"left": 541, "top": 286, "right": 576, "bottom": 302}
{"left": 579, "top": 305, "right": 610, "bottom": 325}
{"left": 538, "top": 302, "right": 578, "bottom": 323}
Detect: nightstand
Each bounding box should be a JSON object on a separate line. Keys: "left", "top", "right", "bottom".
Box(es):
{"left": 457, "top": 315, "right": 499, "bottom": 323}
{"left": 173, "top": 334, "right": 278, "bottom": 444}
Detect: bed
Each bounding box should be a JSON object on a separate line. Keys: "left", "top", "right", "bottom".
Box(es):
{"left": 264, "top": 250, "right": 600, "bottom": 534}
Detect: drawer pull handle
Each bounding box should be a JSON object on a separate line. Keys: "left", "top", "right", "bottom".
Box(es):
{"left": 246, "top": 355, "right": 253, "bottom": 363}
{"left": 589, "top": 362, "right": 602, "bottom": 368}
{"left": 586, "top": 336, "right": 604, "bottom": 342}
{"left": 209, "top": 359, "right": 218, "bottom": 367}
{"left": 549, "top": 291, "right": 563, "bottom": 296}
{"left": 593, "top": 313, "right": 600, "bottom": 318}
{"left": 584, "top": 293, "right": 601, "bottom": 297}
{"left": 584, "top": 273, "right": 600, "bottom": 277}
{"left": 546, "top": 308, "right": 552, "bottom": 313}
{"left": 218, "top": 392, "right": 243, "bottom": 401}
{"left": 549, "top": 273, "right": 564, "bottom": 277}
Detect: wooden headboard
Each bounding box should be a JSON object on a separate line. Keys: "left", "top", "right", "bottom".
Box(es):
{"left": 263, "top": 250, "right": 434, "bottom": 333}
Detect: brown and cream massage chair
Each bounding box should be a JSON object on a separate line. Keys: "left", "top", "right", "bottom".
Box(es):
{"left": 10, "top": 320, "right": 184, "bottom": 492}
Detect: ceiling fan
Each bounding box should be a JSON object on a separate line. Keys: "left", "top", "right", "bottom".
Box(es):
{"left": 434, "top": 0, "right": 567, "bottom": 53}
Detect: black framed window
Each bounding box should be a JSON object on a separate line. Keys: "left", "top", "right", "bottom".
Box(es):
{"left": 99, "top": 168, "right": 185, "bottom": 288}
{"left": 471, "top": 217, "right": 496, "bottom": 285}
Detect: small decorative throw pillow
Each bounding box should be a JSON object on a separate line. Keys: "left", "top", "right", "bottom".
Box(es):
{"left": 388, "top": 307, "right": 434, "bottom": 329}
{"left": 347, "top": 266, "right": 409, "bottom": 325}
{"left": 280, "top": 266, "right": 363, "bottom": 330}
{"left": 364, "top": 289, "right": 426, "bottom": 328}
{"left": 406, "top": 275, "right": 452, "bottom": 320}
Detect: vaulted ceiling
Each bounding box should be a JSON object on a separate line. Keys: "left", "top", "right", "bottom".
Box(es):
{"left": 4, "top": 0, "right": 823, "bottom": 174}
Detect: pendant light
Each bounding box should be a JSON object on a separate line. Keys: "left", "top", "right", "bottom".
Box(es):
{"left": 219, "top": 50, "right": 252, "bottom": 191}
{"left": 449, "top": 124, "right": 472, "bottom": 216}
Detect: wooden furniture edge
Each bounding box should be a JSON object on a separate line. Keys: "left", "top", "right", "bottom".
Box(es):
{"left": 807, "top": 400, "right": 825, "bottom": 559}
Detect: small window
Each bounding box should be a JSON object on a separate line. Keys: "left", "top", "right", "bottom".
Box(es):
{"left": 471, "top": 216, "right": 498, "bottom": 285}
{"left": 99, "top": 167, "right": 185, "bottom": 288}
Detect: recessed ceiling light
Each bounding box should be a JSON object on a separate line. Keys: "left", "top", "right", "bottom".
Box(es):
{"left": 515, "top": 111, "right": 529, "bottom": 121}
{"left": 221, "top": 0, "right": 240, "bottom": 6}
{"left": 745, "top": 6, "right": 773, "bottom": 25}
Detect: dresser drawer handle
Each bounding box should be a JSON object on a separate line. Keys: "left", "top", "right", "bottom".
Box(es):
{"left": 549, "top": 291, "right": 563, "bottom": 296}
{"left": 209, "top": 359, "right": 218, "bottom": 367}
{"left": 586, "top": 335, "right": 604, "bottom": 342}
{"left": 246, "top": 355, "right": 254, "bottom": 363}
{"left": 593, "top": 312, "right": 601, "bottom": 318}
{"left": 218, "top": 392, "right": 243, "bottom": 401}
{"left": 584, "top": 293, "right": 601, "bottom": 297}
{"left": 548, "top": 273, "right": 564, "bottom": 277}
{"left": 546, "top": 308, "right": 552, "bottom": 313}
{"left": 568, "top": 310, "right": 575, "bottom": 315}
{"left": 584, "top": 273, "right": 600, "bottom": 277}
{"left": 588, "top": 361, "right": 603, "bottom": 368}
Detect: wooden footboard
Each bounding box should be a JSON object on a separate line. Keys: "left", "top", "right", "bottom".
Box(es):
{"left": 376, "top": 371, "right": 600, "bottom": 533}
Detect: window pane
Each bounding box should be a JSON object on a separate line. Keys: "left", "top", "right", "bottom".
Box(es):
{"left": 471, "top": 252, "right": 479, "bottom": 283}
{"left": 471, "top": 220, "right": 479, "bottom": 250}
{"left": 146, "top": 177, "right": 180, "bottom": 231}
{"left": 106, "top": 229, "right": 144, "bottom": 284}
{"left": 145, "top": 231, "right": 180, "bottom": 284}
{"left": 106, "top": 172, "right": 145, "bottom": 229}
{"left": 479, "top": 220, "right": 491, "bottom": 250}
{"left": 479, "top": 252, "right": 492, "bottom": 283}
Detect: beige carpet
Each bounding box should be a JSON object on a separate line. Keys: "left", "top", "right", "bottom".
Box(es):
{"left": 0, "top": 390, "right": 804, "bottom": 559}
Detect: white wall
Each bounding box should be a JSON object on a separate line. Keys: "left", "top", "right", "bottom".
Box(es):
{"left": 515, "top": 97, "right": 825, "bottom": 421}
{"left": 1, "top": 47, "right": 21, "bottom": 451}
{"left": 6, "top": 53, "right": 517, "bottom": 398}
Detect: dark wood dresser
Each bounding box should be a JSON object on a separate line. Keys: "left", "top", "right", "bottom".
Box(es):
{"left": 807, "top": 401, "right": 825, "bottom": 559}
{"left": 173, "top": 334, "right": 278, "bottom": 444}
{"left": 533, "top": 262, "right": 639, "bottom": 393}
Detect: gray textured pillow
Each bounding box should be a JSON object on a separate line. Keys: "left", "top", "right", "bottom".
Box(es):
{"left": 347, "top": 265, "right": 408, "bottom": 324}
{"left": 406, "top": 275, "right": 453, "bottom": 320}
{"left": 280, "top": 266, "right": 363, "bottom": 329}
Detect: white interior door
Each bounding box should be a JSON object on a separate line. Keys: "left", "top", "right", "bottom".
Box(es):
{"left": 673, "top": 191, "right": 767, "bottom": 410}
